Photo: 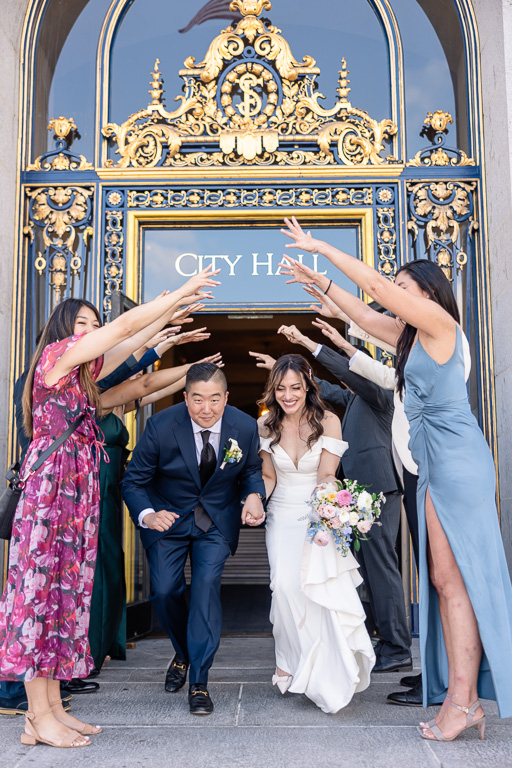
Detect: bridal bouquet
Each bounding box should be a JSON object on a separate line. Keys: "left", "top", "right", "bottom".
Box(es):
{"left": 306, "top": 479, "right": 384, "bottom": 556}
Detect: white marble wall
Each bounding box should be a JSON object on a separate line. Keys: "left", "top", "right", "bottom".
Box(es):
{"left": 471, "top": 0, "right": 512, "bottom": 567}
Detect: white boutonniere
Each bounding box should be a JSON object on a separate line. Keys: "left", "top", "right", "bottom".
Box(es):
{"left": 221, "top": 438, "right": 243, "bottom": 469}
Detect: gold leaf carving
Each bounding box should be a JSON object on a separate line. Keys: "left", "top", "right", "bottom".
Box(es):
{"left": 102, "top": 2, "right": 397, "bottom": 168}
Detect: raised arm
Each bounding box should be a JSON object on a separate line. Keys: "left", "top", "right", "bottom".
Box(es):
{"left": 100, "top": 353, "right": 223, "bottom": 409}
{"left": 281, "top": 259, "right": 402, "bottom": 347}
{"left": 46, "top": 267, "right": 220, "bottom": 386}
{"left": 282, "top": 217, "right": 454, "bottom": 342}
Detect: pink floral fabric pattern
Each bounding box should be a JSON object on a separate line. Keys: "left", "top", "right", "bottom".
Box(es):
{"left": 0, "top": 335, "right": 103, "bottom": 681}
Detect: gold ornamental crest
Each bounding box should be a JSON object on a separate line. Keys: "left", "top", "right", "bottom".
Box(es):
{"left": 102, "top": 0, "right": 398, "bottom": 168}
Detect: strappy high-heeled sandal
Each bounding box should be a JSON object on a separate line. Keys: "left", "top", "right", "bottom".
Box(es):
{"left": 420, "top": 698, "right": 485, "bottom": 742}
{"left": 419, "top": 693, "right": 453, "bottom": 730}
{"left": 20, "top": 710, "right": 91, "bottom": 748}
{"left": 50, "top": 702, "right": 102, "bottom": 735}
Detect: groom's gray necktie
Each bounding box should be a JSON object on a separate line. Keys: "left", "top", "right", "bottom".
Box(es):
{"left": 194, "top": 430, "right": 215, "bottom": 532}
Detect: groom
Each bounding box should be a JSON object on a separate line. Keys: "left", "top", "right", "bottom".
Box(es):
{"left": 122, "top": 362, "right": 265, "bottom": 714}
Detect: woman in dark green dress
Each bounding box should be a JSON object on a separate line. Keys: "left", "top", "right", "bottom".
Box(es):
{"left": 88, "top": 412, "right": 129, "bottom": 673}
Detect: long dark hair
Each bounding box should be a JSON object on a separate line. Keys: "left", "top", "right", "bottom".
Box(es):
{"left": 23, "top": 299, "right": 103, "bottom": 435}
{"left": 259, "top": 354, "right": 326, "bottom": 449}
{"left": 395, "top": 260, "right": 460, "bottom": 398}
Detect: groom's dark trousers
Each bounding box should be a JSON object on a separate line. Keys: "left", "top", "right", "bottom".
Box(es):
{"left": 121, "top": 402, "right": 265, "bottom": 685}
{"left": 145, "top": 516, "right": 230, "bottom": 683}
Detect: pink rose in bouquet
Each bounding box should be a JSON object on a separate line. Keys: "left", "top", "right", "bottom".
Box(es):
{"left": 357, "top": 520, "right": 372, "bottom": 534}
{"left": 331, "top": 516, "right": 342, "bottom": 529}
{"left": 318, "top": 504, "right": 336, "bottom": 519}
{"left": 313, "top": 530, "right": 330, "bottom": 547}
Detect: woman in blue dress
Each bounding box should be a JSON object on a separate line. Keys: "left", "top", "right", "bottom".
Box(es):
{"left": 279, "top": 216, "right": 512, "bottom": 743}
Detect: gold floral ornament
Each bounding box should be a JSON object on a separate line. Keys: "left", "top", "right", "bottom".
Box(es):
{"left": 27, "top": 117, "right": 93, "bottom": 172}
{"left": 407, "top": 181, "right": 477, "bottom": 281}
{"left": 25, "top": 185, "right": 93, "bottom": 299}
{"left": 407, "top": 110, "right": 475, "bottom": 168}
{"left": 102, "top": 1, "right": 398, "bottom": 168}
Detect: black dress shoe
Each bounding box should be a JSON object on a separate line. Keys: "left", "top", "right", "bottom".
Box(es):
{"left": 85, "top": 667, "right": 101, "bottom": 679}
{"left": 60, "top": 678, "right": 100, "bottom": 694}
{"left": 373, "top": 655, "right": 413, "bottom": 673}
{"left": 165, "top": 654, "right": 189, "bottom": 693}
{"left": 400, "top": 672, "right": 422, "bottom": 688}
{"left": 188, "top": 684, "right": 214, "bottom": 715}
{"left": 0, "top": 691, "right": 71, "bottom": 715}
{"left": 387, "top": 680, "right": 430, "bottom": 706}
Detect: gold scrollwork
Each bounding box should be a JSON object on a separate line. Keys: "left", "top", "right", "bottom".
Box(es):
{"left": 376, "top": 207, "right": 397, "bottom": 277}
{"left": 27, "top": 186, "right": 93, "bottom": 250}
{"left": 25, "top": 185, "right": 93, "bottom": 299}
{"left": 407, "top": 111, "right": 475, "bottom": 168}
{"left": 27, "top": 117, "right": 93, "bottom": 172}
{"left": 125, "top": 186, "right": 373, "bottom": 209}
{"left": 102, "top": 2, "right": 397, "bottom": 168}
{"left": 407, "top": 180, "right": 477, "bottom": 280}
{"left": 104, "top": 211, "right": 125, "bottom": 321}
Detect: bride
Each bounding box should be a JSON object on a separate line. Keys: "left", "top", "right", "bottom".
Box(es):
{"left": 257, "top": 353, "right": 375, "bottom": 714}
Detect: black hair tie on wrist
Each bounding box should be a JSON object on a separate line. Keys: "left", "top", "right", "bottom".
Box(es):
{"left": 324, "top": 279, "right": 333, "bottom": 296}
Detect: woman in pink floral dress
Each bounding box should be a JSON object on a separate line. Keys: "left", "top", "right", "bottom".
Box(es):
{"left": 0, "top": 267, "right": 219, "bottom": 749}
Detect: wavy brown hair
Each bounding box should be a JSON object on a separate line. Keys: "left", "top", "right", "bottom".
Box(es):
{"left": 259, "top": 354, "right": 326, "bottom": 450}
{"left": 22, "top": 299, "right": 103, "bottom": 436}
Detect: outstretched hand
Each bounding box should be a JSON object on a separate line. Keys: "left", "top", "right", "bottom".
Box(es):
{"left": 311, "top": 318, "right": 356, "bottom": 356}
{"left": 278, "top": 324, "right": 307, "bottom": 346}
{"left": 172, "top": 327, "right": 211, "bottom": 345}
{"left": 303, "top": 285, "right": 350, "bottom": 323}
{"left": 281, "top": 216, "right": 319, "bottom": 253}
{"left": 278, "top": 257, "right": 318, "bottom": 285}
{"left": 195, "top": 352, "right": 224, "bottom": 368}
{"left": 170, "top": 302, "right": 205, "bottom": 325}
{"left": 144, "top": 327, "right": 180, "bottom": 350}
{"left": 249, "top": 351, "right": 276, "bottom": 370}
{"left": 182, "top": 265, "right": 221, "bottom": 295}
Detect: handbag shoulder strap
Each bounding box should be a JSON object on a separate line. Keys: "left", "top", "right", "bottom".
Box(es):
{"left": 22, "top": 413, "right": 87, "bottom": 480}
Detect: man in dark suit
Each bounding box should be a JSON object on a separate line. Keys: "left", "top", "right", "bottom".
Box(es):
{"left": 122, "top": 362, "right": 265, "bottom": 714}
{"left": 257, "top": 327, "right": 411, "bottom": 673}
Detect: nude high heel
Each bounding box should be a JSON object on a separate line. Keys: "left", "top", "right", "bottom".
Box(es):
{"left": 272, "top": 673, "right": 293, "bottom": 694}
{"left": 21, "top": 710, "right": 91, "bottom": 748}
{"left": 420, "top": 698, "right": 485, "bottom": 742}
{"left": 419, "top": 693, "right": 453, "bottom": 730}
{"left": 50, "top": 702, "right": 102, "bottom": 735}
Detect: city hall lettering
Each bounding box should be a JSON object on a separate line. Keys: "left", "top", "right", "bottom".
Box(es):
{"left": 174, "top": 252, "right": 328, "bottom": 278}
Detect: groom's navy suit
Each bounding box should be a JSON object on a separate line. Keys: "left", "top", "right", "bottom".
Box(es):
{"left": 121, "top": 401, "right": 265, "bottom": 684}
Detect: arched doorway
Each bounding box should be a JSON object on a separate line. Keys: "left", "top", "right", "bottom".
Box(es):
{"left": 9, "top": 0, "right": 493, "bottom": 636}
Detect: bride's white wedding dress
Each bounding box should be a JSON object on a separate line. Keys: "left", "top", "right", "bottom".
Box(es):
{"left": 260, "top": 435, "right": 375, "bottom": 714}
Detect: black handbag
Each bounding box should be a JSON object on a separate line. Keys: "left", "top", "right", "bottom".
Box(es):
{"left": 0, "top": 414, "right": 86, "bottom": 540}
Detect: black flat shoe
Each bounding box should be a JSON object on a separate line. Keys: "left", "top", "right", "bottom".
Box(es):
{"left": 400, "top": 672, "right": 422, "bottom": 688}
{"left": 165, "top": 654, "right": 189, "bottom": 693}
{"left": 60, "top": 678, "right": 100, "bottom": 694}
{"left": 188, "top": 684, "right": 213, "bottom": 715}
{"left": 387, "top": 681, "right": 427, "bottom": 706}
{"left": 0, "top": 692, "right": 71, "bottom": 716}
{"left": 373, "top": 655, "right": 413, "bottom": 673}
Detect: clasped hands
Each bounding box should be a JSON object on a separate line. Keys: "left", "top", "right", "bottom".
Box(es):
{"left": 241, "top": 493, "right": 266, "bottom": 527}
{"left": 143, "top": 496, "right": 265, "bottom": 531}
